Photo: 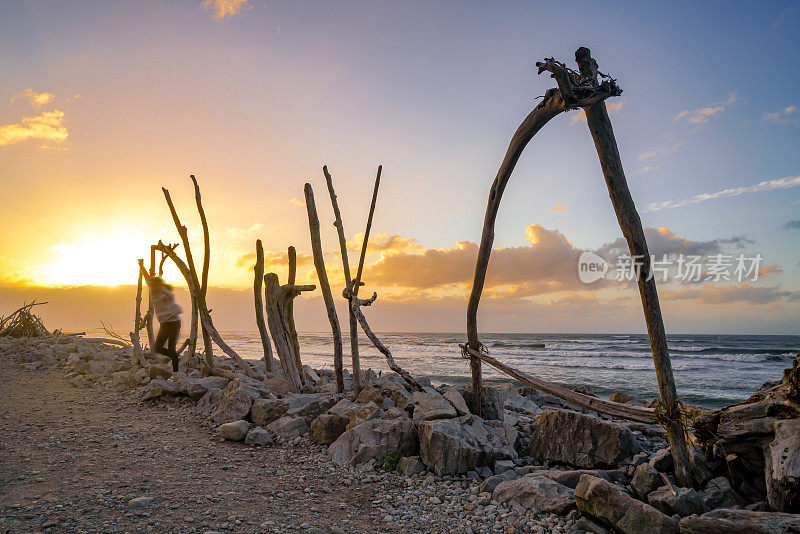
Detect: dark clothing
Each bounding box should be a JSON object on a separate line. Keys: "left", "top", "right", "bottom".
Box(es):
{"left": 155, "top": 320, "right": 181, "bottom": 371}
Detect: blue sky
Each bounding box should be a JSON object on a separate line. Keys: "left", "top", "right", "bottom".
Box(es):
{"left": 1, "top": 1, "right": 798, "bottom": 333}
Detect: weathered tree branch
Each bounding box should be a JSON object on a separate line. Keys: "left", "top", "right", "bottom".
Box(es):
{"left": 253, "top": 239, "right": 275, "bottom": 372}
{"left": 286, "top": 246, "right": 305, "bottom": 387}
{"left": 190, "top": 175, "right": 214, "bottom": 363}
{"left": 575, "top": 46, "right": 691, "bottom": 487}
{"left": 324, "top": 166, "right": 362, "bottom": 393}
{"left": 304, "top": 183, "right": 345, "bottom": 393}
{"left": 353, "top": 165, "right": 381, "bottom": 293}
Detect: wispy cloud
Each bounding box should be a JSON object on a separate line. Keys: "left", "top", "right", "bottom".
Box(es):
{"left": 773, "top": 5, "right": 792, "bottom": 26}
{"left": 674, "top": 92, "right": 738, "bottom": 124}
{"left": 0, "top": 109, "right": 68, "bottom": 149}
{"left": 785, "top": 220, "right": 800, "bottom": 230}
{"left": 202, "top": 0, "right": 249, "bottom": 20}
{"left": 762, "top": 105, "right": 798, "bottom": 124}
{"left": 288, "top": 197, "right": 305, "bottom": 207}
{"left": 630, "top": 165, "right": 655, "bottom": 177}
{"left": 11, "top": 89, "right": 55, "bottom": 108}
{"left": 644, "top": 174, "right": 800, "bottom": 212}
{"left": 569, "top": 100, "right": 624, "bottom": 125}
{"left": 550, "top": 202, "right": 567, "bottom": 213}
{"left": 639, "top": 136, "right": 682, "bottom": 161}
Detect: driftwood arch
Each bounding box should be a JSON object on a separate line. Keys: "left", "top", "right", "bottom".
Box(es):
{"left": 464, "top": 47, "right": 693, "bottom": 487}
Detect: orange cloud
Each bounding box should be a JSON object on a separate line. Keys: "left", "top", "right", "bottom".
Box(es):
{"left": 550, "top": 202, "right": 567, "bottom": 213}
{"left": 347, "top": 233, "right": 422, "bottom": 255}
{"left": 202, "top": 0, "right": 248, "bottom": 20}
{"left": 12, "top": 89, "right": 55, "bottom": 108}
{"left": 0, "top": 109, "right": 68, "bottom": 148}
{"left": 674, "top": 92, "right": 738, "bottom": 124}
{"left": 570, "top": 100, "right": 624, "bottom": 125}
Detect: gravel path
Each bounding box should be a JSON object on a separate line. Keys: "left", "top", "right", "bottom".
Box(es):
{"left": 0, "top": 341, "right": 583, "bottom": 534}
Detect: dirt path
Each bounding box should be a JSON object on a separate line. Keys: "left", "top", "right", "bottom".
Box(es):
{"left": 0, "top": 358, "right": 414, "bottom": 533}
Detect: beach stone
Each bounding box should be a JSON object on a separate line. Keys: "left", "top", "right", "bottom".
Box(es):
{"left": 209, "top": 378, "right": 271, "bottom": 426}
{"left": 766, "top": 419, "right": 800, "bottom": 512}
{"left": 575, "top": 475, "right": 678, "bottom": 534}
{"left": 528, "top": 409, "right": 643, "bottom": 468}
{"left": 347, "top": 401, "right": 381, "bottom": 430}
{"left": 412, "top": 391, "right": 457, "bottom": 423}
{"left": 701, "top": 476, "right": 744, "bottom": 509}
{"left": 494, "top": 459, "right": 515, "bottom": 474}
{"left": 128, "top": 496, "right": 155, "bottom": 508}
{"left": 245, "top": 426, "right": 273, "bottom": 446}
{"left": 459, "top": 386, "right": 504, "bottom": 421}
{"left": 417, "top": 414, "right": 518, "bottom": 475}
{"left": 609, "top": 392, "right": 635, "bottom": 404}
{"left": 647, "top": 485, "right": 707, "bottom": 517}
{"left": 309, "top": 398, "right": 360, "bottom": 444}
{"left": 537, "top": 469, "right": 611, "bottom": 489}
{"left": 218, "top": 420, "right": 250, "bottom": 441}
{"left": 479, "top": 470, "right": 521, "bottom": 493}
{"left": 679, "top": 509, "right": 800, "bottom": 534}
{"left": 649, "top": 448, "right": 673, "bottom": 473}
{"left": 111, "top": 370, "right": 137, "bottom": 392}
{"left": 504, "top": 393, "right": 542, "bottom": 416}
{"left": 398, "top": 456, "right": 425, "bottom": 476}
{"left": 329, "top": 417, "right": 417, "bottom": 467}
{"left": 196, "top": 388, "right": 224, "bottom": 417}
{"left": 631, "top": 463, "right": 662, "bottom": 498}
{"left": 139, "top": 378, "right": 180, "bottom": 400}
{"left": 148, "top": 364, "right": 172, "bottom": 380}
{"left": 442, "top": 387, "right": 470, "bottom": 416}
{"left": 250, "top": 392, "right": 338, "bottom": 427}
{"left": 493, "top": 474, "right": 576, "bottom": 514}
{"left": 266, "top": 416, "right": 309, "bottom": 441}
{"left": 178, "top": 375, "right": 229, "bottom": 399}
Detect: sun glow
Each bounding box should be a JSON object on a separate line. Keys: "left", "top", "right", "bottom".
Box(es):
{"left": 33, "top": 231, "right": 180, "bottom": 287}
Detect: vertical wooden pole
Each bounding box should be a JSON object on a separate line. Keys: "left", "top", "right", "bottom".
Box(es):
{"left": 264, "top": 273, "right": 305, "bottom": 393}
{"left": 132, "top": 261, "right": 144, "bottom": 362}
{"left": 304, "top": 183, "right": 345, "bottom": 392}
{"left": 577, "top": 46, "right": 692, "bottom": 488}
{"left": 191, "top": 175, "right": 214, "bottom": 364}
{"left": 145, "top": 246, "right": 156, "bottom": 349}
{"left": 352, "top": 166, "right": 382, "bottom": 292}
{"left": 323, "top": 166, "right": 362, "bottom": 393}
{"left": 254, "top": 239, "right": 275, "bottom": 372}
{"left": 286, "top": 246, "right": 306, "bottom": 387}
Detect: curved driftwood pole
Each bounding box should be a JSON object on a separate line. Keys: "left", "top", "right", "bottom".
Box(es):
{"left": 575, "top": 47, "right": 691, "bottom": 487}
{"left": 191, "top": 175, "right": 214, "bottom": 362}
{"left": 462, "top": 344, "right": 657, "bottom": 423}
{"left": 145, "top": 246, "right": 156, "bottom": 349}
{"left": 465, "top": 54, "right": 621, "bottom": 415}
{"left": 304, "top": 183, "right": 345, "bottom": 393}
{"left": 131, "top": 261, "right": 146, "bottom": 365}
{"left": 154, "top": 242, "right": 263, "bottom": 379}
{"left": 353, "top": 165, "right": 381, "bottom": 290}
{"left": 264, "top": 273, "right": 315, "bottom": 393}
{"left": 348, "top": 287, "right": 422, "bottom": 392}
{"left": 162, "top": 187, "right": 200, "bottom": 360}
{"left": 254, "top": 239, "right": 275, "bottom": 372}
{"left": 324, "top": 166, "right": 362, "bottom": 393}
{"left": 286, "top": 246, "right": 305, "bottom": 387}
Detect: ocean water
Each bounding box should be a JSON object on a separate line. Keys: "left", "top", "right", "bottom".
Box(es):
{"left": 223, "top": 332, "right": 799, "bottom": 410}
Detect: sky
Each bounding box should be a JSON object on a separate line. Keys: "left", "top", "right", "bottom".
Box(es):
{"left": 1, "top": 0, "right": 799, "bottom": 335}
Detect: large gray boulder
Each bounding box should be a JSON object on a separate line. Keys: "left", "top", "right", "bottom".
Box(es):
{"left": 309, "top": 398, "right": 360, "bottom": 445}
{"left": 209, "top": 378, "right": 272, "bottom": 426}
{"left": 412, "top": 391, "right": 457, "bottom": 423}
{"left": 647, "top": 486, "right": 707, "bottom": 517}
{"left": 329, "top": 417, "right": 417, "bottom": 467}
{"left": 418, "top": 415, "right": 518, "bottom": 475}
{"left": 505, "top": 393, "right": 542, "bottom": 416}
{"left": 251, "top": 393, "right": 340, "bottom": 427}
{"left": 139, "top": 378, "right": 180, "bottom": 400}
{"left": 197, "top": 388, "right": 224, "bottom": 417}
{"left": 266, "top": 416, "right": 309, "bottom": 441}
{"left": 631, "top": 463, "right": 663, "bottom": 498}
{"left": 493, "top": 474, "right": 575, "bottom": 514}
{"left": 537, "top": 469, "right": 612, "bottom": 489}
{"left": 679, "top": 509, "right": 800, "bottom": 534}
{"left": 442, "top": 387, "right": 470, "bottom": 416}
{"left": 459, "top": 386, "right": 504, "bottom": 421}
{"left": 528, "top": 409, "right": 643, "bottom": 468}
{"left": 574, "top": 475, "right": 678, "bottom": 534}
{"left": 218, "top": 420, "right": 250, "bottom": 441}
{"left": 701, "top": 476, "right": 745, "bottom": 509}
{"left": 178, "top": 375, "right": 230, "bottom": 399}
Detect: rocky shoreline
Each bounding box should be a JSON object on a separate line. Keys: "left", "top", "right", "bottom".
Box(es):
{"left": 2, "top": 334, "right": 799, "bottom": 533}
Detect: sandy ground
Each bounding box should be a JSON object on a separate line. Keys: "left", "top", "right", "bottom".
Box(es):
{"left": 0, "top": 357, "right": 415, "bottom": 533}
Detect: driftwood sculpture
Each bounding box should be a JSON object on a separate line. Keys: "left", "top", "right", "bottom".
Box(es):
{"left": 464, "top": 47, "right": 692, "bottom": 486}
{"left": 304, "top": 183, "right": 345, "bottom": 392}
{"left": 263, "top": 272, "right": 315, "bottom": 392}
{"left": 315, "top": 166, "right": 422, "bottom": 392}
{"left": 190, "top": 175, "right": 214, "bottom": 362}
{"left": 253, "top": 239, "right": 275, "bottom": 372}
{"left": 323, "top": 166, "right": 363, "bottom": 393}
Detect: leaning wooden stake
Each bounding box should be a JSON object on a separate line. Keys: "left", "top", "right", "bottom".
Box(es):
{"left": 353, "top": 165, "right": 381, "bottom": 290}
{"left": 304, "top": 183, "right": 345, "bottom": 393}
{"left": 145, "top": 246, "right": 156, "bottom": 349}
{"left": 253, "top": 239, "right": 275, "bottom": 372}
{"left": 153, "top": 243, "right": 264, "bottom": 379}
{"left": 191, "top": 175, "right": 214, "bottom": 362}
{"left": 264, "top": 273, "right": 315, "bottom": 392}
{"left": 131, "top": 262, "right": 146, "bottom": 365}
{"left": 575, "top": 46, "right": 692, "bottom": 487}
{"left": 324, "top": 166, "right": 362, "bottom": 393}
